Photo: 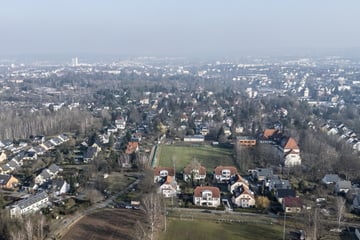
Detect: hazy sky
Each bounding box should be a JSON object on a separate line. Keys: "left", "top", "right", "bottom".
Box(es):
{"left": 1, "top": 0, "right": 360, "bottom": 58}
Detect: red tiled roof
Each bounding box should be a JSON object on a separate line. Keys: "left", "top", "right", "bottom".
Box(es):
{"left": 284, "top": 138, "right": 299, "bottom": 150}
{"left": 263, "top": 129, "right": 277, "bottom": 138}
{"left": 283, "top": 197, "right": 302, "bottom": 207}
{"left": 184, "top": 165, "right": 206, "bottom": 175}
{"left": 214, "top": 166, "right": 238, "bottom": 176}
{"left": 153, "top": 167, "right": 175, "bottom": 177}
{"left": 125, "top": 142, "right": 138, "bottom": 154}
{"left": 193, "top": 186, "right": 220, "bottom": 198}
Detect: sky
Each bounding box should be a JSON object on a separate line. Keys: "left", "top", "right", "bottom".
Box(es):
{"left": 1, "top": 0, "right": 360, "bottom": 58}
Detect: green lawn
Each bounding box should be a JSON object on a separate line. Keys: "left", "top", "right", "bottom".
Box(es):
{"left": 159, "top": 219, "right": 283, "bottom": 240}
{"left": 156, "top": 144, "right": 234, "bottom": 172}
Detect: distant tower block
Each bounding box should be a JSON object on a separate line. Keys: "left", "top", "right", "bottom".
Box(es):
{"left": 71, "top": 57, "right": 79, "bottom": 67}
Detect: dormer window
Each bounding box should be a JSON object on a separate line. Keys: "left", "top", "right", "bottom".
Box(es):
{"left": 222, "top": 169, "right": 231, "bottom": 177}
{"left": 160, "top": 170, "right": 169, "bottom": 177}
{"left": 202, "top": 190, "right": 212, "bottom": 199}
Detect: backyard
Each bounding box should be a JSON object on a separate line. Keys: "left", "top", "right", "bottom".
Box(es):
{"left": 156, "top": 144, "right": 234, "bottom": 172}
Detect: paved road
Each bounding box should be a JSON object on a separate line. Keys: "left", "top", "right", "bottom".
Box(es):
{"left": 47, "top": 178, "right": 140, "bottom": 240}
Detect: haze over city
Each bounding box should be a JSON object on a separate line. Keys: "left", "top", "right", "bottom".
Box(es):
{"left": 1, "top": 0, "right": 360, "bottom": 59}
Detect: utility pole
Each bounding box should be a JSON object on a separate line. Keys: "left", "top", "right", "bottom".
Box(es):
{"left": 313, "top": 207, "right": 317, "bottom": 240}
{"left": 283, "top": 211, "right": 286, "bottom": 240}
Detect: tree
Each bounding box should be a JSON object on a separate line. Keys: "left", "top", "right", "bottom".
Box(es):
{"left": 142, "top": 192, "right": 164, "bottom": 240}
{"left": 255, "top": 196, "right": 270, "bottom": 209}
{"left": 336, "top": 197, "right": 346, "bottom": 231}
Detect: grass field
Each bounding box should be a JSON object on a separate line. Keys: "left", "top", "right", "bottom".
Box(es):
{"left": 156, "top": 144, "right": 234, "bottom": 172}
{"left": 159, "top": 219, "right": 283, "bottom": 240}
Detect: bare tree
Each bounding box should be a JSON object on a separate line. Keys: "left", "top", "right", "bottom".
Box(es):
{"left": 9, "top": 231, "right": 25, "bottom": 240}
{"left": 25, "top": 219, "right": 33, "bottom": 240}
{"left": 336, "top": 197, "right": 346, "bottom": 231}
{"left": 142, "top": 192, "right": 164, "bottom": 240}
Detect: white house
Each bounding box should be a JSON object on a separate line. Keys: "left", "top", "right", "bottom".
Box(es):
{"left": 279, "top": 137, "right": 301, "bottom": 167}
{"left": 231, "top": 186, "right": 256, "bottom": 208}
{"left": 115, "top": 116, "right": 126, "bottom": 130}
{"left": 183, "top": 165, "right": 206, "bottom": 182}
{"left": 228, "top": 174, "right": 249, "bottom": 193}
{"left": 158, "top": 176, "right": 179, "bottom": 198}
{"left": 214, "top": 166, "right": 238, "bottom": 183}
{"left": 193, "top": 186, "right": 221, "bottom": 208}
{"left": 153, "top": 167, "right": 175, "bottom": 183}
{"left": 10, "top": 192, "right": 49, "bottom": 218}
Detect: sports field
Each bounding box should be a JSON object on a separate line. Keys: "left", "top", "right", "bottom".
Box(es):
{"left": 159, "top": 219, "right": 283, "bottom": 240}
{"left": 156, "top": 144, "right": 234, "bottom": 172}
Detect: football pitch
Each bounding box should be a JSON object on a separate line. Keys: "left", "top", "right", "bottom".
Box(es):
{"left": 155, "top": 144, "right": 234, "bottom": 172}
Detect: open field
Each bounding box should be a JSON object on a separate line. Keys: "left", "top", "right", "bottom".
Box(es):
{"left": 159, "top": 218, "right": 283, "bottom": 240}
{"left": 62, "top": 208, "right": 146, "bottom": 240}
{"left": 156, "top": 144, "right": 234, "bottom": 172}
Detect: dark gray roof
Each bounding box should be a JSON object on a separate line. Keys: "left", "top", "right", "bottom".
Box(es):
{"left": 0, "top": 174, "right": 11, "bottom": 185}
{"left": 39, "top": 169, "right": 51, "bottom": 179}
{"left": 337, "top": 180, "right": 352, "bottom": 189}
{"left": 322, "top": 174, "right": 340, "bottom": 184}
{"left": 256, "top": 168, "right": 273, "bottom": 177}
{"left": 48, "top": 164, "right": 61, "bottom": 174}
{"left": 276, "top": 189, "right": 296, "bottom": 198}
{"left": 14, "top": 192, "right": 48, "bottom": 209}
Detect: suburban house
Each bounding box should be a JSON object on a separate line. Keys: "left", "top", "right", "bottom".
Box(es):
{"left": 282, "top": 197, "right": 302, "bottom": 213}
{"left": 214, "top": 166, "right": 238, "bottom": 183}
{"left": 30, "top": 135, "right": 45, "bottom": 144}
{"left": 183, "top": 164, "right": 206, "bottom": 182}
{"left": 252, "top": 168, "right": 274, "bottom": 182}
{"left": 322, "top": 174, "right": 341, "bottom": 185}
{"left": 10, "top": 191, "right": 49, "bottom": 218}
{"left": 237, "top": 136, "right": 257, "bottom": 147}
{"left": 335, "top": 180, "right": 352, "bottom": 194}
{"left": 115, "top": 116, "right": 126, "bottom": 130}
{"left": 193, "top": 186, "right": 221, "bottom": 208}
{"left": 0, "top": 151, "right": 6, "bottom": 163}
{"left": 158, "top": 176, "right": 179, "bottom": 198}
{"left": 279, "top": 137, "right": 301, "bottom": 167}
{"left": 51, "top": 179, "right": 70, "bottom": 196}
{"left": 231, "top": 185, "right": 256, "bottom": 208}
{"left": 35, "top": 164, "right": 62, "bottom": 185}
{"left": 83, "top": 144, "right": 102, "bottom": 163}
{"left": 276, "top": 189, "right": 297, "bottom": 204}
{"left": 228, "top": 174, "right": 249, "bottom": 193}
{"left": 266, "top": 175, "right": 291, "bottom": 192}
{"left": 261, "top": 128, "right": 281, "bottom": 143}
{"left": 153, "top": 167, "right": 175, "bottom": 183}
{"left": 0, "top": 174, "right": 19, "bottom": 189}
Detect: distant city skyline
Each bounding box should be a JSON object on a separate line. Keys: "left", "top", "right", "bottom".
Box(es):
{"left": 1, "top": 0, "right": 360, "bottom": 58}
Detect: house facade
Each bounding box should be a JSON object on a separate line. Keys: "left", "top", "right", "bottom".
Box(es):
{"left": 279, "top": 137, "right": 301, "bottom": 167}
{"left": 214, "top": 166, "right": 238, "bottom": 183}
{"left": 183, "top": 165, "right": 206, "bottom": 182}
{"left": 193, "top": 186, "right": 221, "bottom": 208}
{"left": 158, "top": 176, "right": 179, "bottom": 198}
{"left": 228, "top": 174, "right": 249, "bottom": 193}
{"left": 153, "top": 167, "right": 175, "bottom": 183}
{"left": 232, "top": 187, "right": 256, "bottom": 208}
{"left": 282, "top": 197, "right": 302, "bottom": 213}
{"left": 237, "top": 136, "right": 257, "bottom": 147}
{"left": 0, "top": 174, "right": 19, "bottom": 189}
{"left": 10, "top": 192, "right": 49, "bottom": 218}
